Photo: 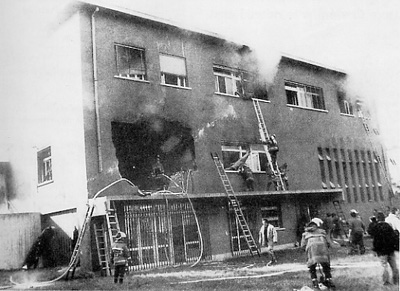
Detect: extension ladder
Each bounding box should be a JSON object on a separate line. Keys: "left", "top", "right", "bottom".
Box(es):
{"left": 65, "top": 204, "right": 95, "bottom": 280}
{"left": 252, "top": 99, "right": 285, "bottom": 190}
{"left": 332, "top": 200, "right": 349, "bottom": 238}
{"left": 94, "top": 223, "right": 112, "bottom": 276}
{"left": 211, "top": 153, "right": 260, "bottom": 256}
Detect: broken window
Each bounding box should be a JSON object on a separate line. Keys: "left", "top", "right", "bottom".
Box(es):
{"left": 221, "top": 144, "right": 267, "bottom": 173}
{"left": 337, "top": 91, "right": 353, "bottom": 115}
{"left": 38, "top": 146, "right": 52, "bottom": 184}
{"left": 111, "top": 120, "right": 196, "bottom": 191}
{"left": 285, "top": 81, "right": 325, "bottom": 110}
{"left": 160, "top": 54, "right": 188, "bottom": 87}
{"left": 115, "top": 44, "right": 147, "bottom": 80}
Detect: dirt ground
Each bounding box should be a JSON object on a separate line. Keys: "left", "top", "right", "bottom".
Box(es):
{"left": 1, "top": 238, "right": 399, "bottom": 290}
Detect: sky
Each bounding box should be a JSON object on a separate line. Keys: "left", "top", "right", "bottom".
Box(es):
{"left": 0, "top": 0, "right": 399, "bottom": 177}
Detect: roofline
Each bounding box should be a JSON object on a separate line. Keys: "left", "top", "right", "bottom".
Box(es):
{"left": 281, "top": 53, "right": 347, "bottom": 76}
{"left": 79, "top": 0, "right": 248, "bottom": 47}
{"left": 107, "top": 189, "right": 344, "bottom": 201}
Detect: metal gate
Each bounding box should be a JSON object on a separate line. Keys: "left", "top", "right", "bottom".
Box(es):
{"left": 123, "top": 200, "right": 202, "bottom": 270}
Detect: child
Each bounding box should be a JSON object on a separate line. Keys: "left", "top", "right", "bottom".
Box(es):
{"left": 301, "top": 218, "right": 335, "bottom": 289}
{"left": 111, "top": 231, "right": 130, "bottom": 284}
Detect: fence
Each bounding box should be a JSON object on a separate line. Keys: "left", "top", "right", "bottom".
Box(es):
{"left": 0, "top": 213, "right": 41, "bottom": 270}
{"left": 120, "top": 200, "right": 206, "bottom": 271}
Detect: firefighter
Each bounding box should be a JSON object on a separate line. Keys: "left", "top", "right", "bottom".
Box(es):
{"left": 111, "top": 232, "right": 130, "bottom": 284}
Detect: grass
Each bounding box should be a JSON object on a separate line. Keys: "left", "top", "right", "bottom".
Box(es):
{"left": 0, "top": 238, "right": 398, "bottom": 290}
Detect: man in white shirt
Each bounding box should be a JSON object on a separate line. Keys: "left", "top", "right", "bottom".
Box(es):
{"left": 259, "top": 218, "right": 278, "bottom": 266}
{"left": 385, "top": 207, "right": 400, "bottom": 233}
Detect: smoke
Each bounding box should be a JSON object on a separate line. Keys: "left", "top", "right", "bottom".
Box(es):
{"left": 196, "top": 105, "right": 237, "bottom": 140}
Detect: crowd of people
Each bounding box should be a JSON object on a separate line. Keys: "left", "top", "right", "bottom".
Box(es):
{"left": 290, "top": 207, "right": 400, "bottom": 289}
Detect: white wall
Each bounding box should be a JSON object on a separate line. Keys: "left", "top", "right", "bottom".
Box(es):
{"left": 0, "top": 1, "right": 88, "bottom": 215}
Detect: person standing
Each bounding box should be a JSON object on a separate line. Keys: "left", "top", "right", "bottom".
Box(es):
{"left": 258, "top": 218, "right": 278, "bottom": 266}
{"left": 370, "top": 212, "right": 399, "bottom": 286}
{"left": 348, "top": 209, "right": 366, "bottom": 255}
{"left": 111, "top": 232, "right": 130, "bottom": 284}
{"left": 301, "top": 219, "right": 335, "bottom": 289}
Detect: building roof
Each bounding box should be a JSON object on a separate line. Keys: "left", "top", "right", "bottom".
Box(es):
{"left": 79, "top": 0, "right": 248, "bottom": 47}
{"left": 281, "top": 53, "right": 347, "bottom": 76}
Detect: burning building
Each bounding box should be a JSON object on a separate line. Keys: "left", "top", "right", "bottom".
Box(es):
{"left": 0, "top": 0, "right": 396, "bottom": 272}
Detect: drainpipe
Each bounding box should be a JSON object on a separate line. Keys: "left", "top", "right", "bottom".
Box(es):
{"left": 91, "top": 7, "right": 102, "bottom": 172}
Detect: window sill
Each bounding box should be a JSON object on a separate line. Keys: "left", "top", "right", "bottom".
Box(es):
{"left": 253, "top": 98, "right": 270, "bottom": 103}
{"left": 38, "top": 180, "right": 54, "bottom": 187}
{"left": 215, "top": 92, "right": 240, "bottom": 98}
{"left": 114, "top": 76, "right": 150, "bottom": 83}
{"left": 287, "top": 104, "right": 328, "bottom": 113}
{"left": 340, "top": 113, "right": 355, "bottom": 117}
{"left": 160, "top": 83, "right": 192, "bottom": 90}
{"left": 225, "top": 170, "right": 266, "bottom": 174}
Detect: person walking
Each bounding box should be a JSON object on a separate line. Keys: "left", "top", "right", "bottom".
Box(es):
{"left": 301, "top": 218, "right": 335, "bottom": 290}
{"left": 258, "top": 218, "right": 278, "bottom": 266}
{"left": 111, "top": 232, "right": 130, "bottom": 284}
{"left": 348, "top": 209, "right": 366, "bottom": 255}
{"left": 370, "top": 212, "right": 399, "bottom": 286}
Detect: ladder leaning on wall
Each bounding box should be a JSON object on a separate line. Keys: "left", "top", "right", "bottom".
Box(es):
{"left": 65, "top": 204, "right": 95, "bottom": 280}
{"left": 211, "top": 153, "right": 260, "bottom": 257}
{"left": 252, "top": 99, "right": 286, "bottom": 191}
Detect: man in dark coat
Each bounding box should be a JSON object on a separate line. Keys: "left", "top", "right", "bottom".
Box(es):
{"left": 370, "top": 212, "right": 399, "bottom": 286}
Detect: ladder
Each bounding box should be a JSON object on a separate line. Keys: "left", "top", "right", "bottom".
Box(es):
{"left": 65, "top": 204, "right": 95, "bottom": 280}
{"left": 211, "top": 153, "right": 260, "bottom": 257}
{"left": 94, "top": 222, "right": 112, "bottom": 276}
{"left": 106, "top": 201, "right": 120, "bottom": 243}
{"left": 359, "top": 115, "right": 394, "bottom": 196}
{"left": 252, "top": 99, "right": 285, "bottom": 190}
{"left": 332, "top": 200, "right": 349, "bottom": 238}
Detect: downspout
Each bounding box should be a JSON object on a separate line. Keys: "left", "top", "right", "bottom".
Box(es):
{"left": 91, "top": 7, "right": 102, "bottom": 172}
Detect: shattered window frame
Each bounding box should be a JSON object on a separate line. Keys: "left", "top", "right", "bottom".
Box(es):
{"left": 221, "top": 145, "right": 267, "bottom": 173}
{"left": 285, "top": 80, "right": 326, "bottom": 110}
{"left": 37, "top": 146, "right": 52, "bottom": 185}
{"left": 115, "top": 44, "right": 147, "bottom": 81}
{"left": 213, "top": 66, "right": 244, "bottom": 97}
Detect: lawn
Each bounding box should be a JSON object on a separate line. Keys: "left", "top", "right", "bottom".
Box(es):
{"left": 1, "top": 238, "right": 398, "bottom": 290}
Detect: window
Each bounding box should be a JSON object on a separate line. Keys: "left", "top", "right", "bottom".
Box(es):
{"left": 285, "top": 81, "right": 325, "bottom": 110}
{"left": 221, "top": 145, "right": 267, "bottom": 173}
{"left": 38, "top": 147, "right": 52, "bottom": 184}
{"left": 261, "top": 204, "right": 282, "bottom": 228}
{"left": 160, "top": 54, "right": 188, "bottom": 87}
{"left": 115, "top": 44, "right": 146, "bottom": 80}
{"left": 338, "top": 91, "right": 353, "bottom": 115}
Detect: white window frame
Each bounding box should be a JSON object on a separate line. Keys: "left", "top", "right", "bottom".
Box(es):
{"left": 115, "top": 44, "right": 147, "bottom": 81}
{"left": 221, "top": 145, "right": 267, "bottom": 173}
{"left": 38, "top": 146, "right": 52, "bottom": 185}
{"left": 285, "top": 80, "right": 325, "bottom": 110}
{"left": 214, "top": 66, "right": 243, "bottom": 96}
{"left": 159, "top": 54, "right": 188, "bottom": 88}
